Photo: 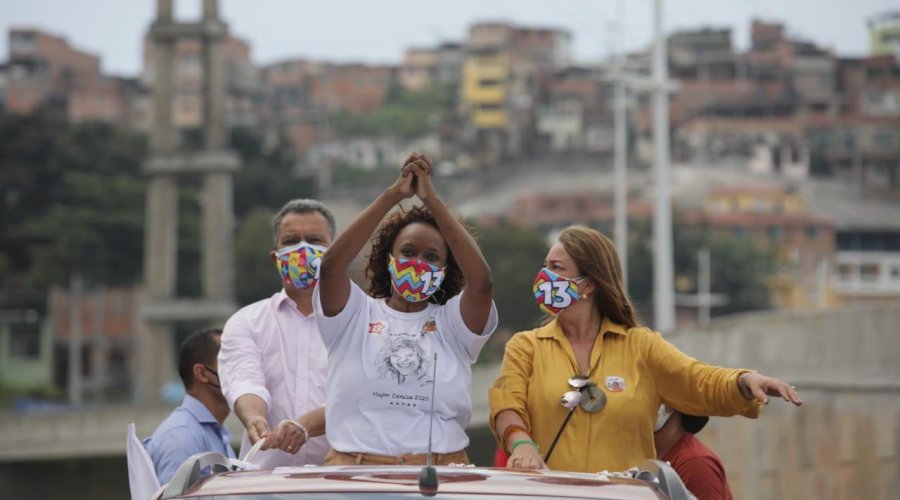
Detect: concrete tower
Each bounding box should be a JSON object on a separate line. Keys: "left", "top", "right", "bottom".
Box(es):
{"left": 138, "top": 0, "right": 238, "bottom": 401}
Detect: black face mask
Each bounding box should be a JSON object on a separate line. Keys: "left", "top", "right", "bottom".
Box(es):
{"left": 203, "top": 365, "right": 221, "bottom": 390}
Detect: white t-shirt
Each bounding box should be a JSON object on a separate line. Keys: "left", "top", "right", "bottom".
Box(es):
{"left": 313, "top": 281, "right": 497, "bottom": 455}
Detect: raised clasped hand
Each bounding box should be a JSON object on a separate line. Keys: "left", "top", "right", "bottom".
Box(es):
{"left": 398, "top": 152, "right": 435, "bottom": 202}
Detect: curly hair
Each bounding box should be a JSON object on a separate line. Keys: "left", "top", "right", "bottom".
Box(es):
{"left": 365, "top": 205, "right": 464, "bottom": 305}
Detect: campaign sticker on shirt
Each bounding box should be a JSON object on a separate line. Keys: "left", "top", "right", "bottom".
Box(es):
{"left": 368, "top": 321, "right": 388, "bottom": 335}
{"left": 421, "top": 318, "right": 437, "bottom": 335}
{"left": 605, "top": 376, "right": 626, "bottom": 392}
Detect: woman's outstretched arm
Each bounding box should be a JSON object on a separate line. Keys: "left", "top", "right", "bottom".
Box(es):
{"left": 407, "top": 155, "right": 493, "bottom": 333}
{"left": 317, "top": 154, "right": 419, "bottom": 316}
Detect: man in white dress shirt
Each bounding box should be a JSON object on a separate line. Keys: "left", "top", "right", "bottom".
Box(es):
{"left": 218, "top": 199, "right": 335, "bottom": 468}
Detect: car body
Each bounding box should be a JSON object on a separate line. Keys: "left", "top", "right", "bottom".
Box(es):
{"left": 152, "top": 453, "right": 693, "bottom": 499}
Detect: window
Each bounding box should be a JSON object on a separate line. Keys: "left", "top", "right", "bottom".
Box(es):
{"left": 891, "top": 265, "right": 900, "bottom": 280}
{"left": 806, "top": 226, "right": 820, "bottom": 240}
{"left": 9, "top": 324, "right": 41, "bottom": 359}
{"left": 768, "top": 225, "right": 782, "bottom": 241}
{"left": 9, "top": 33, "right": 36, "bottom": 54}
{"left": 860, "top": 263, "right": 879, "bottom": 282}
{"left": 837, "top": 263, "right": 855, "bottom": 281}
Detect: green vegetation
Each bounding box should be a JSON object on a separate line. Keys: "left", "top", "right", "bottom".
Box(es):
{"left": 474, "top": 223, "right": 549, "bottom": 362}
{"left": 332, "top": 85, "right": 455, "bottom": 138}
{"left": 0, "top": 110, "right": 316, "bottom": 311}
{"left": 0, "top": 110, "right": 147, "bottom": 309}
{"left": 332, "top": 163, "right": 401, "bottom": 188}
{"left": 627, "top": 217, "right": 776, "bottom": 316}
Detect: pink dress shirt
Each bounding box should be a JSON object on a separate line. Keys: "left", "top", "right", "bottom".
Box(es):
{"left": 219, "top": 290, "right": 329, "bottom": 468}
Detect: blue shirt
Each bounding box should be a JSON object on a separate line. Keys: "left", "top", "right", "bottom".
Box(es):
{"left": 143, "top": 395, "right": 236, "bottom": 484}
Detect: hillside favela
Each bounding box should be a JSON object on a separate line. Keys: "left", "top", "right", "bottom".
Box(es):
{"left": 0, "top": 1, "right": 898, "bottom": 499}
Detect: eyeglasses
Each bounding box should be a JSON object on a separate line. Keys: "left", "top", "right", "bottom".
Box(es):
{"left": 560, "top": 376, "right": 606, "bottom": 413}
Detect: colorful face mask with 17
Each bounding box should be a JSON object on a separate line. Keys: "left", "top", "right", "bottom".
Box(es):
{"left": 389, "top": 256, "right": 446, "bottom": 303}
{"left": 532, "top": 267, "right": 585, "bottom": 315}
{"left": 275, "top": 242, "right": 326, "bottom": 289}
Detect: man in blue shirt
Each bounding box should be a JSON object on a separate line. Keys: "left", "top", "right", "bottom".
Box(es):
{"left": 144, "top": 328, "right": 236, "bottom": 484}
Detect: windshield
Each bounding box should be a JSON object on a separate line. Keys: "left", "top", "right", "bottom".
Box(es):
{"left": 192, "top": 495, "right": 586, "bottom": 499}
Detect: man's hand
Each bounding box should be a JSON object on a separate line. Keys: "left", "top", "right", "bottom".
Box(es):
{"left": 246, "top": 414, "right": 270, "bottom": 445}
{"left": 265, "top": 419, "right": 309, "bottom": 454}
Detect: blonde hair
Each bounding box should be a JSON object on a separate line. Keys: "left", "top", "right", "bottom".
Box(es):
{"left": 558, "top": 225, "right": 639, "bottom": 328}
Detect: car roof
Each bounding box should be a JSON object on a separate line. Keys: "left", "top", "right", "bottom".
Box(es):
{"left": 172, "top": 465, "right": 664, "bottom": 499}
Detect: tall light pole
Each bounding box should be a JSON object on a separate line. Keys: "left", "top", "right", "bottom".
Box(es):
{"left": 652, "top": 0, "right": 676, "bottom": 332}
{"left": 613, "top": 0, "right": 628, "bottom": 288}
{"left": 614, "top": 73, "right": 628, "bottom": 286}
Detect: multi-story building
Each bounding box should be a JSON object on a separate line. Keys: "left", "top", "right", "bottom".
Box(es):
{"left": 810, "top": 54, "right": 900, "bottom": 191}
{"left": 48, "top": 286, "right": 141, "bottom": 401}
{"left": 259, "top": 60, "right": 395, "bottom": 155}
{"left": 259, "top": 59, "right": 328, "bottom": 153}
{"left": 140, "top": 34, "right": 259, "bottom": 131}
{"left": 868, "top": 10, "right": 900, "bottom": 58}
{"left": 802, "top": 180, "right": 900, "bottom": 302}
{"left": 3, "top": 28, "right": 102, "bottom": 114}
{"left": 67, "top": 76, "right": 142, "bottom": 125}
{"left": 309, "top": 63, "right": 394, "bottom": 116}
{"left": 461, "top": 22, "right": 571, "bottom": 163}
{"left": 536, "top": 65, "right": 611, "bottom": 153}
{"left": 398, "top": 42, "right": 463, "bottom": 92}
{"left": 0, "top": 310, "right": 53, "bottom": 395}
{"left": 504, "top": 189, "right": 653, "bottom": 234}
{"left": 399, "top": 47, "right": 439, "bottom": 91}
{"left": 434, "top": 43, "right": 464, "bottom": 88}
{"left": 703, "top": 185, "right": 835, "bottom": 309}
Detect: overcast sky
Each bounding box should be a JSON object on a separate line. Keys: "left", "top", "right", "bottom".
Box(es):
{"left": 1, "top": 0, "right": 896, "bottom": 75}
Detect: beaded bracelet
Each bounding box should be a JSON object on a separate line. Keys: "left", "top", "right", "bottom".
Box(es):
{"left": 282, "top": 418, "right": 309, "bottom": 443}
{"left": 510, "top": 439, "right": 538, "bottom": 454}
{"left": 502, "top": 424, "right": 530, "bottom": 453}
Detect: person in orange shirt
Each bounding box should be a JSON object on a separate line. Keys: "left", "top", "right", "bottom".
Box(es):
{"left": 654, "top": 406, "right": 732, "bottom": 500}
{"left": 489, "top": 225, "right": 802, "bottom": 473}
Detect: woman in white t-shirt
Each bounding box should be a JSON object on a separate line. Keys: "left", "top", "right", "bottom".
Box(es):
{"left": 314, "top": 152, "right": 498, "bottom": 465}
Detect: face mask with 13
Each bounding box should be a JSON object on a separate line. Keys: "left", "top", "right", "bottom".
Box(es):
{"left": 389, "top": 256, "right": 446, "bottom": 302}
{"left": 275, "top": 242, "right": 326, "bottom": 289}
{"left": 533, "top": 267, "right": 587, "bottom": 315}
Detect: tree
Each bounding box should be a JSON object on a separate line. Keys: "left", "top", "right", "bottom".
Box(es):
{"left": 626, "top": 217, "right": 776, "bottom": 318}
{"left": 474, "top": 223, "right": 549, "bottom": 362}
{"left": 230, "top": 127, "right": 316, "bottom": 220}
{"left": 235, "top": 208, "right": 282, "bottom": 306}
{"left": 332, "top": 86, "right": 455, "bottom": 139}
{"left": 0, "top": 109, "right": 147, "bottom": 308}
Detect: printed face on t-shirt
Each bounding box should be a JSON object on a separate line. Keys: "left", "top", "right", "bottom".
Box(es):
{"left": 390, "top": 346, "right": 420, "bottom": 376}
{"left": 378, "top": 335, "right": 429, "bottom": 385}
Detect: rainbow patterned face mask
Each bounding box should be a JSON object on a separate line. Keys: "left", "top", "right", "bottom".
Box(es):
{"left": 388, "top": 256, "right": 446, "bottom": 303}
{"left": 532, "top": 267, "right": 586, "bottom": 315}
{"left": 275, "top": 242, "right": 326, "bottom": 289}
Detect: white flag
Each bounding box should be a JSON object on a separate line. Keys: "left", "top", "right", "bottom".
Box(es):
{"left": 127, "top": 422, "right": 161, "bottom": 500}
